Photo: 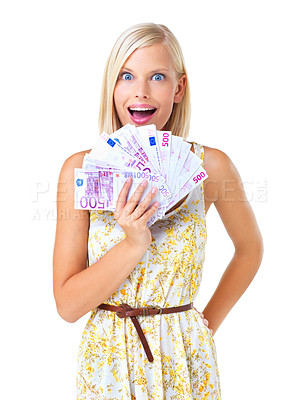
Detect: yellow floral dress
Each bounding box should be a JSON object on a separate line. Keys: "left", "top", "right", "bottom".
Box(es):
{"left": 76, "top": 142, "right": 222, "bottom": 400}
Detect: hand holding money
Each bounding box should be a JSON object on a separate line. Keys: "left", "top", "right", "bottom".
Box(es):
{"left": 113, "top": 176, "right": 160, "bottom": 248}
{"left": 74, "top": 123, "right": 208, "bottom": 227}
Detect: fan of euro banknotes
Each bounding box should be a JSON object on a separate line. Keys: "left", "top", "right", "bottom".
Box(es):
{"left": 74, "top": 124, "right": 208, "bottom": 227}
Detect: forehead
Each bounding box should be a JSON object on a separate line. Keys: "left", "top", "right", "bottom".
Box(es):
{"left": 121, "top": 42, "right": 174, "bottom": 72}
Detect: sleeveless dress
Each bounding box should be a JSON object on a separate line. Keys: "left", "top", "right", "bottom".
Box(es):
{"left": 76, "top": 142, "right": 222, "bottom": 400}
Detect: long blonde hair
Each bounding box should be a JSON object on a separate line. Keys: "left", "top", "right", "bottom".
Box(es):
{"left": 98, "top": 23, "right": 191, "bottom": 139}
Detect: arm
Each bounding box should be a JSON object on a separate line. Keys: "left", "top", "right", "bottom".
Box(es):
{"left": 53, "top": 152, "right": 158, "bottom": 323}
{"left": 201, "top": 148, "right": 264, "bottom": 335}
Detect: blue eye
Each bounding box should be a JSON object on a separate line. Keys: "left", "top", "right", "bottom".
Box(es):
{"left": 152, "top": 74, "right": 165, "bottom": 81}
{"left": 122, "top": 73, "right": 133, "bottom": 81}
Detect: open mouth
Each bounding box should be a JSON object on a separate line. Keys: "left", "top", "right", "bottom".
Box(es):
{"left": 128, "top": 107, "right": 157, "bottom": 119}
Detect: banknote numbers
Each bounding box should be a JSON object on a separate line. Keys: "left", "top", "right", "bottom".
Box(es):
{"left": 193, "top": 172, "right": 206, "bottom": 183}
{"left": 162, "top": 133, "right": 170, "bottom": 147}
{"left": 159, "top": 184, "right": 171, "bottom": 198}
{"left": 124, "top": 171, "right": 159, "bottom": 182}
{"left": 80, "top": 196, "right": 105, "bottom": 209}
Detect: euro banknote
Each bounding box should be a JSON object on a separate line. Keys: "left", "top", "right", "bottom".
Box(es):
{"left": 74, "top": 123, "right": 208, "bottom": 226}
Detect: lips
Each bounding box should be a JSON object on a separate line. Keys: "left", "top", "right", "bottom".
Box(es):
{"left": 127, "top": 104, "right": 157, "bottom": 124}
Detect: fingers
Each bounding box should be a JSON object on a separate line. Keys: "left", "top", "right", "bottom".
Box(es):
{"left": 114, "top": 176, "right": 133, "bottom": 217}
{"left": 114, "top": 177, "right": 160, "bottom": 222}
{"left": 138, "top": 200, "right": 160, "bottom": 222}
{"left": 202, "top": 317, "right": 213, "bottom": 334}
{"left": 203, "top": 318, "right": 209, "bottom": 326}
{"left": 193, "top": 306, "right": 213, "bottom": 334}
{"left": 203, "top": 318, "right": 213, "bottom": 335}
{"left": 131, "top": 186, "right": 159, "bottom": 220}
{"left": 115, "top": 177, "right": 146, "bottom": 218}
{"left": 193, "top": 306, "right": 204, "bottom": 318}
{"left": 126, "top": 179, "right": 150, "bottom": 215}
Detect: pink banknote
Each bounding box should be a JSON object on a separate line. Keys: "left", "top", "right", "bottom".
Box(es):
{"left": 74, "top": 124, "right": 208, "bottom": 226}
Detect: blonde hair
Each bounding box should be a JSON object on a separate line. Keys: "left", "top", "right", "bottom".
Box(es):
{"left": 98, "top": 23, "right": 191, "bottom": 139}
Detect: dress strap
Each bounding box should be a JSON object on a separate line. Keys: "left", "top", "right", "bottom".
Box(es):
{"left": 193, "top": 142, "right": 205, "bottom": 165}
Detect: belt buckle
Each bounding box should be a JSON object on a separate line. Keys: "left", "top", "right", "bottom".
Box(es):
{"left": 116, "top": 303, "right": 131, "bottom": 318}
{"left": 153, "top": 305, "right": 163, "bottom": 315}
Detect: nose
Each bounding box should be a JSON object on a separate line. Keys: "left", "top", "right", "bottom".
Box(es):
{"left": 134, "top": 80, "right": 150, "bottom": 99}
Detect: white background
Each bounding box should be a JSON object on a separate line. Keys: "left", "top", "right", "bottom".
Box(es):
{"left": 1, "top": 0, "right": 299, "bottom": 398}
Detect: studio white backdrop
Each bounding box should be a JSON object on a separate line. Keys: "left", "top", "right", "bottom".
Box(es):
{"left": 1, "top": 0, "right": 299, "bottom": 399}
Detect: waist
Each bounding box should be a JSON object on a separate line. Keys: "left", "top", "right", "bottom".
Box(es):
{"left": 98, "top": 302, "right": 193, "bottom": 318}
{"left": 97, "top": 302, "right": 194, "bottom": 363}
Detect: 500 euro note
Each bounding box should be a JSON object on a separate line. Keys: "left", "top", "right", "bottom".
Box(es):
{"left": 74, "top": 168, "right": 171, "bottom": 212}
{"left": 74, "top": 123, "right": 208, "bottom": 226}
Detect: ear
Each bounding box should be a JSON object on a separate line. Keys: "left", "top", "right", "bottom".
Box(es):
{"left": 174, "top": 74, "right": 187, "bottom": 103}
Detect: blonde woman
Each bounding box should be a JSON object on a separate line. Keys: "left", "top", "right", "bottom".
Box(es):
{"left": 53, "top": 23, "right": 263, "bottom": 399}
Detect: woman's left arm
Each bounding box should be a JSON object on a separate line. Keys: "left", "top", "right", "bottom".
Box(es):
{"left": 202, "top": 147, "right": 264, "bottom": 335}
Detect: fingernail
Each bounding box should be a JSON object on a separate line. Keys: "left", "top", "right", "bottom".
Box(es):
{"left": 141, "top": 179, "right": 147, "bottom": 186}
{"left": 203, "top": 319, "right": 208, "bottom": 325}
{"left": 126, "top": 177, "right": 131, "bottom": 183}
{"left": 151, "top": 187, "right": 158, "bottom": 194}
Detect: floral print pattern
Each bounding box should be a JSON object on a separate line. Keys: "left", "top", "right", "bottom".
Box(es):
{"left": 76, "top": 143, "right": 221, "bottom": 399}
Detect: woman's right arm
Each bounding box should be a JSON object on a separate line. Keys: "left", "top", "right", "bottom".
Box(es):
{"left": 53, "top": 151, "right": 159, "bottom": 323}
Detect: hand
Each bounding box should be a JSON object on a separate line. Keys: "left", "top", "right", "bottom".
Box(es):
{"left": 193, "top": 306, "right": 214, "bottom": 335}
{"left": 113, "top": 176, "right": 160, "bottom": 249}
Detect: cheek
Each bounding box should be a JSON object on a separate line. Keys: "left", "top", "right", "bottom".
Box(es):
{"left": 160, "top": 96, "right": 175, "bottom": 117}
{"left": 113, "top": 85, "right": 125, "bottom": 109}
{"left": 159, "top": 85, "right": 176, "bottom": 107}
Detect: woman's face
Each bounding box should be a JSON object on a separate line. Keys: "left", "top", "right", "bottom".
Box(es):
{"left": 113, "top": 43, "right": 186, "bottom": 130}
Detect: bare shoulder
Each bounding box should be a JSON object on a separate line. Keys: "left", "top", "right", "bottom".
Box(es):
{"left": 57, "top": 148, "right": 92, "bottom": 197}
{"left": 201, "top": 145, "right": 244, "bottom": 211}
{"left": 61, "top": 148, "right": 92, "bottom": 172}
{"left": 56, "top": 148, "right": 93, "bottom": 220}
{"left": 202, "top": 145, "right": 234, "bottom": 175}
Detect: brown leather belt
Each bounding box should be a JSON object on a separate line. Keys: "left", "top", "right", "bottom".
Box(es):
{"left": 98, "top": 302, "right": 193, "bottom": 362}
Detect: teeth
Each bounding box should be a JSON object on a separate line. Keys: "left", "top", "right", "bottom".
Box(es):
{"left": 129, "top": 107, "right": 155, "bottom": 111}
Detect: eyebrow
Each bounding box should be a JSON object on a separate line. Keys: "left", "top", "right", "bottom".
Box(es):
{"left": 120, "top": 67, "right": 169, "bottom": 74}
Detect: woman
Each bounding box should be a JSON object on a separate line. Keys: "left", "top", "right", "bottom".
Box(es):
{"left": 53, "top": 22, "right": 263, "bottom": 399}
